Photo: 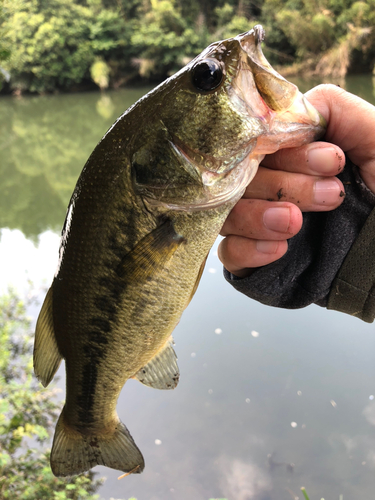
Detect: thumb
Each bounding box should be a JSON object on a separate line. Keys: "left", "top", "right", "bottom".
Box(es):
{"left": 305, "top": 84, "right": 375, "bottom": 193}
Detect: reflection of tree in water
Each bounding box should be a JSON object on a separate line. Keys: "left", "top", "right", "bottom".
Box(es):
{"left": 0, "top": 89, "right": 148, "bottom": 240}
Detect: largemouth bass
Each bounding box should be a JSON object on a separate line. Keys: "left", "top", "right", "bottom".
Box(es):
{"left": 34, "top": 25, "right": 325, "bottom": 477}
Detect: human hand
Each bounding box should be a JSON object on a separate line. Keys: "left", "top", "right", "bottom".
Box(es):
{"left": 306, "top": 84, "right": 375, "bottom": 194}
{"left": 219, "top": 84, "right": 375, "bottom": 278}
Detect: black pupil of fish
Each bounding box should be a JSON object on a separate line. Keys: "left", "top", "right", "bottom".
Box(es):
{"left": 192, "top": 59, "right": 223, "bottom": 91}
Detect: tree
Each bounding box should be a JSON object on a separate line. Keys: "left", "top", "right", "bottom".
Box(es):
{"left": 1, "top": 0, "right": 96, "bottom": 92}
{"left": 130, "top": 0, "right": 207, "bottom": 80}
{"left": 1, "top": 0, "right": 133, "bottom": 92}
{"left": 0, "top": 0, "right": 11, "bottom": 90}
{"left": 2, "top": 0, "right": 375, "bottom": 92}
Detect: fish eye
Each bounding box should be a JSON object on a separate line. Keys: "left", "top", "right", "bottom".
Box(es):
{"left": 192, "top": 58, "right": 224, "bottom": 92}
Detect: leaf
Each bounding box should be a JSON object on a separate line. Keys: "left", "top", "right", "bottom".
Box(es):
{"left": 301, "top": 487, "right": 310, "bottom": 500}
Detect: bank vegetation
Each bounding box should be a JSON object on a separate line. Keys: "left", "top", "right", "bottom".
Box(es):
{"left": 0, "top": 0, "right": 375, "bottom": 93}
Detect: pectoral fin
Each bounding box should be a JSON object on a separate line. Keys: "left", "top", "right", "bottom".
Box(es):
{"left": 133, "top": 336, "right": 179, "bottom": 390}
{"left": 118, "top": 218, "right": 184, "bottom": 282}
{"left": 33, "top": 287, "right": 63, "bottom": 388}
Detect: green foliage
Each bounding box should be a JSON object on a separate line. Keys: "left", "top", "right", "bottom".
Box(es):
{"left": 337, "top": 1, "right": 375, "bottom": 28}
{"left": 261, "top": 0, "right": 375, "bottom": 72}
{"left": 88, "top": 7, "right": 135, "bottom": 79}
{"left": 2, "top": 0, "right": 95, "bottom": 92}
{"left": 218, "top": 14, "right": 256, "bottom": 40}
{"left": 90, "top": 59, "right": 110, "bottom": 90}
{"left": 1, "top": 0, "right": 131, "bottom": 92}
{"left": 215, "top": 3, "right": 235, "bottom": 27}
{"left": 1, "top": 0, "right": 375, "bottom": 92}
{"left": 0, "top": 1, "right": 10, "bottom": 90}
{"left": 131, "top": 0, "right": 207, "bottom": 79}
{"left": 275, "top": 9, "right": 335, "bottom": 57}
{"left": 0, "top": 289, "right": 103, "bottom": 499}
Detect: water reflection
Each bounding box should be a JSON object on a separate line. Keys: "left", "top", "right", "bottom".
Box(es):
{"left": 0, "top": 89, "right": 151, "bottom": 240}
{"left": 1, "top": 78, "right": 375, "bottom": 499}
{"left": 363, "top": 401, "right": 375, "bottom": 426}
{"left": 218, "top": 457, "right": 272, "bottom": 500}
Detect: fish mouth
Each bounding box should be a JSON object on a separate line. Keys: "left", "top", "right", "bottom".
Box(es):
{"left": 233, "top": 25, "right": 326, "bottom": 149}
{"left": 235, "top": 26, "right": 300, "bottom": 114}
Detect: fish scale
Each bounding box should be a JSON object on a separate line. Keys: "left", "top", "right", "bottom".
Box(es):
{"left": 33, "top": 25, "right": 326, "bottom": 477}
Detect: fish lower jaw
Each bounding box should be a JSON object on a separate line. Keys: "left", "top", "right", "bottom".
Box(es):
{"left": 144, "top": 153, "right": 262, "bottom": 212}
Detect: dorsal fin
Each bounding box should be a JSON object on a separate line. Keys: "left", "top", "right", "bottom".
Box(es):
{"left": 133, "top": 337, "right": 179, "bottom": 390}
{"left": 33, "top": 286, "right": 63, "bottom": 387}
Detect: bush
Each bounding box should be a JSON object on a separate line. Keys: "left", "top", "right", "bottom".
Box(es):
{"left": 0, "top": 289, "right": 103, "bottom": 499}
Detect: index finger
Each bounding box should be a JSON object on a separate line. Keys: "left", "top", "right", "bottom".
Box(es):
{"left": 305, "top": 84, "right": 375, "bottom": 192}
{"left": 261, "top": 141, "right": 345, "bottom": 177}
{"left": 305, "top": 84, "right": 375, "bottom": 158}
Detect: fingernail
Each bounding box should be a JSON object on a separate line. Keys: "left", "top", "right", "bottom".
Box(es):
{"left": 256, "top": 240, "right": 280, "bottom": 254}
{"left": 263, "top": 207, "right": 290, "bottom": 232}
{"left": 308, "top": 146, "right": 338, "bottom": 173}
{"left": 313, "top": 179, "right": 342, "bottom": 205}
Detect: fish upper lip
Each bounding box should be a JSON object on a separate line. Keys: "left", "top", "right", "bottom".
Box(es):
{"left": 233, "top": 27, "right": 326, "bottom": 138}
{"left": 235, "top": 25, "right": 266, "bottom": 64}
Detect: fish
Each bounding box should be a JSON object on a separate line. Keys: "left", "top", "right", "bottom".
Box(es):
{"left": 33, "top": 25, "right": 325, "bottom": 478}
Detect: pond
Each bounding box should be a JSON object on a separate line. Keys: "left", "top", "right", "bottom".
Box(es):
{"left": 1, "top": 75, "right": 375, "bottom": 500}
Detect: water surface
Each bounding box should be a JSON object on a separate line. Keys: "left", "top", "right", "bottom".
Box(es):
{"left": 1, "top": 77, "right": 375, "bottom": 500}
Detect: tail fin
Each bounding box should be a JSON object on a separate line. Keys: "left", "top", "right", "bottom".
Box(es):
{"left": 50, "top": 409, "right": 144, "bottom": 477}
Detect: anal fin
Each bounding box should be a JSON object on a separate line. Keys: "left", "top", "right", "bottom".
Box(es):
{"left": 33, "top": 286, "right": 63, "bottom": 387}
{"left": 133, "top": 337, "right": 179, "bottom": 390}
